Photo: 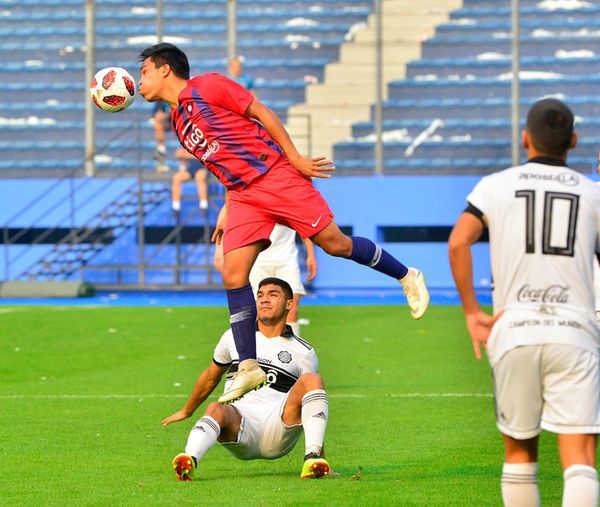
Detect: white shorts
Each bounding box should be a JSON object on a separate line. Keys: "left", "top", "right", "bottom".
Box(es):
{"left": 222, "top": 395, "right": 303, "bottom": 460}
{"left": 249, "top": 259, "right": 306, "bottom": 296}
{"left": 492, "top": 344, "right": 600, "bottom": 439}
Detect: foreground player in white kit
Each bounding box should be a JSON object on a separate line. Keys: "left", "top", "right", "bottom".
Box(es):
{"left": 449, "top": 98, "right": 600, "bottom": 507}
{"left": 162, "top": 277, "right": 330, "bottom": 481}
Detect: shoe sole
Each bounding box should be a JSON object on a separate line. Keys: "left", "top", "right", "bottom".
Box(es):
{"left": 218, "top": 378, "right": 267, "bottom": 405}
{"left": 173, "top": 455, "right": 194, "bottom": 482}
{"left": 301, "top": 461, "right": 330, "bottom": 479}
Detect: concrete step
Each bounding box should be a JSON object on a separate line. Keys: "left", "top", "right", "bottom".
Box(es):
{"left": 324, "top": 63, "right": 407, "bottom": 84}
{"left": 339, "top": 42, "right": 421, "bottom": 62}
{"left": 284, "top": 0, "right": 461, "bottom": 158}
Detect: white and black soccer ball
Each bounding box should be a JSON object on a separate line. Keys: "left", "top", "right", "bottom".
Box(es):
{"left": 89, "top": 67, "right": 136, "bottom": 113}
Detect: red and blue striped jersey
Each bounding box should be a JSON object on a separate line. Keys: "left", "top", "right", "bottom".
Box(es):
{"left": 171, "top": 73, "right": 283, "bottom": 188}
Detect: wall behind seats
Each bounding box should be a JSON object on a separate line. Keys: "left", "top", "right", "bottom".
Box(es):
{"left": 312, "top": 175, "right": 492, "bottom": 289}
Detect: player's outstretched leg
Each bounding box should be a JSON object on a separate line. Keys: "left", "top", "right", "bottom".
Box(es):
{"left": 312, "top": 224, "right": 430, "bottom": 319}
{"left": 172, "top": 453, "right": 196, "bottom": 481}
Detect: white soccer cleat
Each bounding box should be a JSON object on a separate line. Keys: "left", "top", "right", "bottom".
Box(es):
{"left": 400, "top": 267, "right": 430, "bottom": 319}
{"left": 218, "top": 358, "right": 267, "bottom": 404}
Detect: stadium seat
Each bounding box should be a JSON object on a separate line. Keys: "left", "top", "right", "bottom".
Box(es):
{"left": 0, "top": 0, "right": 373, "bottom": 175}
{"left": 331, "top": 0, "right": 600, "bottom": 174}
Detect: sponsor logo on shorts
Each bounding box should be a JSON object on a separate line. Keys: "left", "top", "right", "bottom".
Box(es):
{"left": 516, "top": 284, "right": 570, "bottom": 304}
{"left": 311, "top": 214, "right": 323, "bottom": 228}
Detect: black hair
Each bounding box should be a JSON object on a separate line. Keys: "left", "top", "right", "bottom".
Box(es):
{"left": 526, "top": 98, "right": 574, "bottom": 156}
{"left": 138, "top": 43, "right": 190, "bottom": 80}
{"left": 258, "top": 277, "right": 294, "bottom": 301}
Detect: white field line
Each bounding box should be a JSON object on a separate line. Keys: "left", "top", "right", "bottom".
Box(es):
{"left": 0, "top": 392, "right": 493, "bottom": 400}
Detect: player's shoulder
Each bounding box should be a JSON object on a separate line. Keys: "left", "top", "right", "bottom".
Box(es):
{"left": 192, "top": 72, "right": 235, "bottom": 87}
{"left": 280, "top": 325, "right": 315, "bottom": 351}
{"left": 292, "top": 334, "right": 314, "bottom": 351}
{"left": 218, "top": 328, "right": 235, "bottom": 345}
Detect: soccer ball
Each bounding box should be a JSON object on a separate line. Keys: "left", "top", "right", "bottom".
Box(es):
{"left": 90, "top": 67, "right": 136, "bottom": 113}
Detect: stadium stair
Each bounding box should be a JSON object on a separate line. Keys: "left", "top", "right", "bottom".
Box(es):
{"left": 285, "top": 0, "right": 461, "bottom": 158}
{"left": 17, "top": 182, "right": 170, "bottom": 280}
{"left": 332, "top": 0, "right": 600, "bottom": 174}
{"left": 0, "top": 0, "right": 374, "bottom": 175}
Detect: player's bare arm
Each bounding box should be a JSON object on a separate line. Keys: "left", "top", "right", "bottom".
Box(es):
{"left": 245, "top": 99, "right": 335, "bottom": 179}
{"left": 449, "top": 212, "right": 502, "bottom": 359}
{"left": 303, "top": 238, "right": 317, "bottom": 281}
{"left": 211, "top": 200, "right": 228, "bottom": 244}
{"left": 162, "top": 361, "right": 228, "bottom": 426}
{"left": 175, "top": 147, "right": 200, "bottom": 161}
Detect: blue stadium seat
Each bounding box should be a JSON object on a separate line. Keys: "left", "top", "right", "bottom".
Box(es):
{"left": 407, "top": 55, "right": 600, "bottom": 79}
{"left": 0, "top": 0, "right": 373, "bottom": 174}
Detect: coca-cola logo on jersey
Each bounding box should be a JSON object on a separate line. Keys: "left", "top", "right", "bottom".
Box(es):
{"left": 516, "top": 284, "right": 570, "bottom": 303}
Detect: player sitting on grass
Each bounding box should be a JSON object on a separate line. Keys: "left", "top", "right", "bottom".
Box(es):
{"left": 162, "top": 277, "right": 330, "bottom": 481}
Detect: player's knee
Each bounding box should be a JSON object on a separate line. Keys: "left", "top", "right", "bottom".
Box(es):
{"left": 205, "top": 402, "right": 226, "bottom": 422}
{"left": 320, "top": 236, "right": 352, "bottom": 258}
{"left": 221, "top": 266, "right": 249, "bottom": 289}
{"left": 298, "top": 372, "right": 324, "bottom": 391}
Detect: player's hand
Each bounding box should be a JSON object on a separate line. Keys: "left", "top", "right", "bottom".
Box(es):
{"left": 161, "top": 409, "right": 190, "bottom": 426}
{"left": 211, "top": 206, "right": 227, "bottom": 244}
{"left": 290, "top": 155, "right": 335, "bottom": 179}
{"left": 306, "top": 255, "right": 317, "bottom": 281}
{"left": 465, "top": 309, "right": 503, "bottom": 360}
{"left": 211, "top": 225, "right": 224, "bottom": 245}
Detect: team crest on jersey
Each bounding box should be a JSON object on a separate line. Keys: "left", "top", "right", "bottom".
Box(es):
{"left": 277, "top": 351, "right": 292, "bottom": 364}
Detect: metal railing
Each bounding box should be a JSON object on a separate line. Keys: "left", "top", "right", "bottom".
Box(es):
{"left": 2, "top": 110, "right": 313, "bottom": 287}
{"left": 2, "top": 121, "right": 144, "bottom": 279}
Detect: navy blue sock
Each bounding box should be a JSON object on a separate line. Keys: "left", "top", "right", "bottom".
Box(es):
{"left": 226, "top": 284, "right": 257, "bottom": 361}
{"left": 349, "top": 236, "right": 408, "bottom": 279}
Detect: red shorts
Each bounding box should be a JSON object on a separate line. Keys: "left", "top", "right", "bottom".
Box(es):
{"left": 223, "top": 159, "right": 334, "bottom": 254}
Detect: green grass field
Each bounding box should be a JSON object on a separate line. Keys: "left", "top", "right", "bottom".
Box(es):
{"left": 0, "top": 305, "right": 566, "bottom": 505}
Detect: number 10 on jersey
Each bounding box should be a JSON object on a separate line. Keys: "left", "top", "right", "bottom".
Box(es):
{"left": 515, "top": 190, "right": 579, "bottom": 257}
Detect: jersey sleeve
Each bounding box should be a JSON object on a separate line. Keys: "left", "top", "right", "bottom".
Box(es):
{"left": 466, "top": 174, "right": 495, "bottom": 219}
{"left": 213, "top": 329, "right": 234, "bottom": 366}
{"left": 299, "top": 348, "right": 319, "bottom": 375}
{"left": 202, "top": 73, "right": 254, "bottom": 116}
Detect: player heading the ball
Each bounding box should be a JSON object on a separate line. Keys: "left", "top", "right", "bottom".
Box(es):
{"left": 137, "top": 43, "right": 430, "bottom": 404}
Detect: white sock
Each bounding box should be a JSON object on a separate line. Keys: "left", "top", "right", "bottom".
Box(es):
{"left": 184, "top": 415, "right": 220, "bottom": 462}
{"left": 288, "top": 321, "right": 300, "bottom": 336}
{"left": 199, "top": 199, "right": 208, "bottom": 210}
{"left": 172, "top": 200, "right": 181, "bottom": 211}
{"left": 501, "top": 462, "right": 540, "bottom": 507}
{"left": 301, "top": 389, "right": 328, "bottom": 457}
{"left": 563, "top": 464, "right": 599, "bottom": 507}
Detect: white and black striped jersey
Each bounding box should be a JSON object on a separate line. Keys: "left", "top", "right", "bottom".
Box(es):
{"left": 213, "top": 325, "right": 318, "bottom": 404}
{"left": 467, "top": 158, "right": 600, "bottom": 364}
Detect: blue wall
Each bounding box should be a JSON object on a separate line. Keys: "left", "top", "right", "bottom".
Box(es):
{"left": 313, "top": 175, "right": 491, "bottom": 289}
{"left": 2, "top": 174, "right": 560, "bottom": 289}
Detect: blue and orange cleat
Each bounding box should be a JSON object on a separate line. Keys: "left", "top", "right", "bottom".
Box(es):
{"left": 172, "top": 452, "right": 195, "bottom": 482}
